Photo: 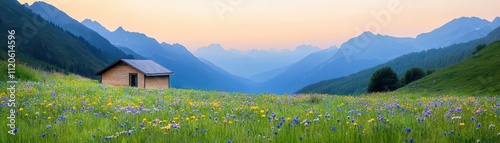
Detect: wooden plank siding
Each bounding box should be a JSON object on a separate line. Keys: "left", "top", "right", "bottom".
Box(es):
{"left": 145, "top": 76, "right": 170, "bottom": 88}
{"left": 101, "top": 62, "right": 145, "bottom": 87}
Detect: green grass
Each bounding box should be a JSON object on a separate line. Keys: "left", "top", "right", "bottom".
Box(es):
{"left": 398, "top": 41, "right": 500, "bottom": 95}
{"left": 1, "top": 64, "right": 499, "bottom": 143}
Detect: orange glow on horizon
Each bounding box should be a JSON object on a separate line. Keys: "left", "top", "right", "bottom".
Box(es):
{"left": 18, "top": 0, "right": 500, "bottom": 52}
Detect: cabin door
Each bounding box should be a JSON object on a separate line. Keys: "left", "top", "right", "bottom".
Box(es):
{"left": 129, "top": 73, "right": 138, "bottom": 87}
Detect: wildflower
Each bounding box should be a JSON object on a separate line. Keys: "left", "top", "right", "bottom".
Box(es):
{"left": 46, "top": 125, "right": 52, "bottom": 130}
{"left": 78, "top": 120, "right": 82, "bottom": 126}
{"left": 260, "top": 110, "right": 265, "bottom": 113}
{"left": 143, "top": 118, "right": 147, "bottom": 122}
{"left": 286, "top": 117, "right": 292, "bottom": 121}
{"left": 201, "top": 115, "right": 205, "bottom": 119}
{"left": 42, "top": 133, "right": 46, "bottom": 137}
{"left": 460, "top": 123, "right": 465, "bottom": 126}
{"left": 250, "top": 106, "right": 258, "bottom": 110}
{"left": 161, "top": 124, "right": 172, "bottom": 130}
{"left": 368, "top": 118, "right": 375, "bottom": 123}
{"left": 113, "top": 116, "right": 117, "bottom": 120}
{"left": 353, "top": 123, "right": 358, "bottom": 126}
{"left": 59, "top": 114, "right": 66, "bottom": 120}
{"left": 213, "top": 102, "right": 219, "bottom": 108}
{"left": 19, "top": 107, "right": 23, "bottom": 112}
{"left": 47, "top": 117, "right": 52, "bottom": 120}
{"left": 450, "top": 130, "right": 454, "bottom": 134}
{"left": 202, "top": 129, "right": 207, "bottom": 134}
{"left": 25, "top": 114, "right": 28, "bottom": 117}
{"left": 477, "top": 123, "right": 482, "bottom": 128}
{"left": 471, "top": 117, "right": 476, "bottom": 121}
{"left": 185, "top": 118, "right": 190, "bottom": 122}
{"left": 227, "top": 139, "right": 231, "bottom": 143}
{"left": 405, "top": 127, "right": 411, "bottom": 133}
{"left": 261, "top": 114, "right": 266, "bottom": 118}
{"left": 488, "top": 124, "right": 496, "bottom": 130}
{"left": 331, "top": 126, "right": 337, "bottom": 131}
{"left": 405, "top": 138, "right": 413, "bottom": 143}
{"left": 53, "top": 133, "right": 56, "bottom": 137}
{"left": 475, "top": 109, "right": 483, "bottom": 114}
{"left": 140, "top": 122, "right": 144, "bottom": 127}
{"left": 214, "top": 117, "right": 219, "bottom": 122}
{"left": 274, "top": 131, "right": 278, "bottom": 135}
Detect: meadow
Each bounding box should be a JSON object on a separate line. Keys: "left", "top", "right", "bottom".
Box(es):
{"left": 1, "top": 66, "right": 499, "bottom": 143}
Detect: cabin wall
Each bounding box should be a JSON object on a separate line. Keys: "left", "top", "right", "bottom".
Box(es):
{"left": 145, "top": 75, "right": 170, "bottom": 89}
{"left": 101, "top": 62, "right": 145, "bottom": 87}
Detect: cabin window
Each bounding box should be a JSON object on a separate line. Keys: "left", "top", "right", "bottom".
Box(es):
{"left": 129, "top": 73, "right": 138, "bottom": 87}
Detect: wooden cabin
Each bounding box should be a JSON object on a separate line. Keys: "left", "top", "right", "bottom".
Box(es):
{"left": 95, "top": 59, "right": 174, "bottom": 88}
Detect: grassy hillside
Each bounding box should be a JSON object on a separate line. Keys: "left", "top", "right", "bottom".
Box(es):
{"left": 297, "top": 26, "right": 500, "bottom": 95}
{"left": 397, "top": 41, "right": 500, "bottom": 95}
{"left": 1, "top": 64, "right": 500, "bottom": 142}
{"left": 0, "top": 0, "right": 115, "bottom": 76}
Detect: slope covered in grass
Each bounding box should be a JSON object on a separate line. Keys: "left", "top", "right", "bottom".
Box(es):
{"left": 397, "top": 42, "right": 500, "bottom": 95}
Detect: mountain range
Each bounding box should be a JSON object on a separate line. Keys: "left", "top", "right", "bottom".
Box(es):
{"left": 80, "top": 19, "right": 256, "bottom": 92}
{"left": 194, "top": 44, "right": 321, "bottom": 81}
{"left": 298, "top": 25, "right": 500, "bottom": 95}
{"left": 260, "top": 16, "right": 500, "bottom": 93}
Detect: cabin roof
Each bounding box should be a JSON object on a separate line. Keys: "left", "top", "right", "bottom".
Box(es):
{"left": 95, "top": 59, "right": 174, "bottom": 76}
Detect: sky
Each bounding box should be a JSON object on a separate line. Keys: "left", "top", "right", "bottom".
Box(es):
{"left": 19, "top": 0, "right": 500, "bottom": 52}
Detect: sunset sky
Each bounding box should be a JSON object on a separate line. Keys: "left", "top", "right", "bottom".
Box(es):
{"left": 19, "top": 0, "right": 500, "bottom": 51}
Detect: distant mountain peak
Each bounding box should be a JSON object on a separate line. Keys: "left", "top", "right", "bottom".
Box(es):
{"left": 81, "top": 18, "right": 95, "bottom": 23}
{"left": 32, "top": 1, "right": 55, "bottom": 8}
{"left": 359, "top": 31, "right": 376, "bottom": 37}
{"left": 493, "top": 17, "right": 500, "bottom": 23}
{"left": 114, "top": 26, "right": 126, "bottom": 32}
{"left": 160, "top": 42, "right": 171, "bottom": 46}
{"left": 208, "top": 43, "right": 222, "bottom": 47}
{"left": 451, "top": 16, "right": 485, "bottom": 23}
{"left": 295, "top": 45, "right": 320, "bottom": 52}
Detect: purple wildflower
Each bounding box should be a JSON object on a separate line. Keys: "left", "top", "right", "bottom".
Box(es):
{"left": 471, "top": 117, "right": 476, "bottom": 121}
{"left": 405, "top": 127, "right": 411, "bottom": 133}
{"left": 331, "top": 126, "right": 337, "bottom": 131}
